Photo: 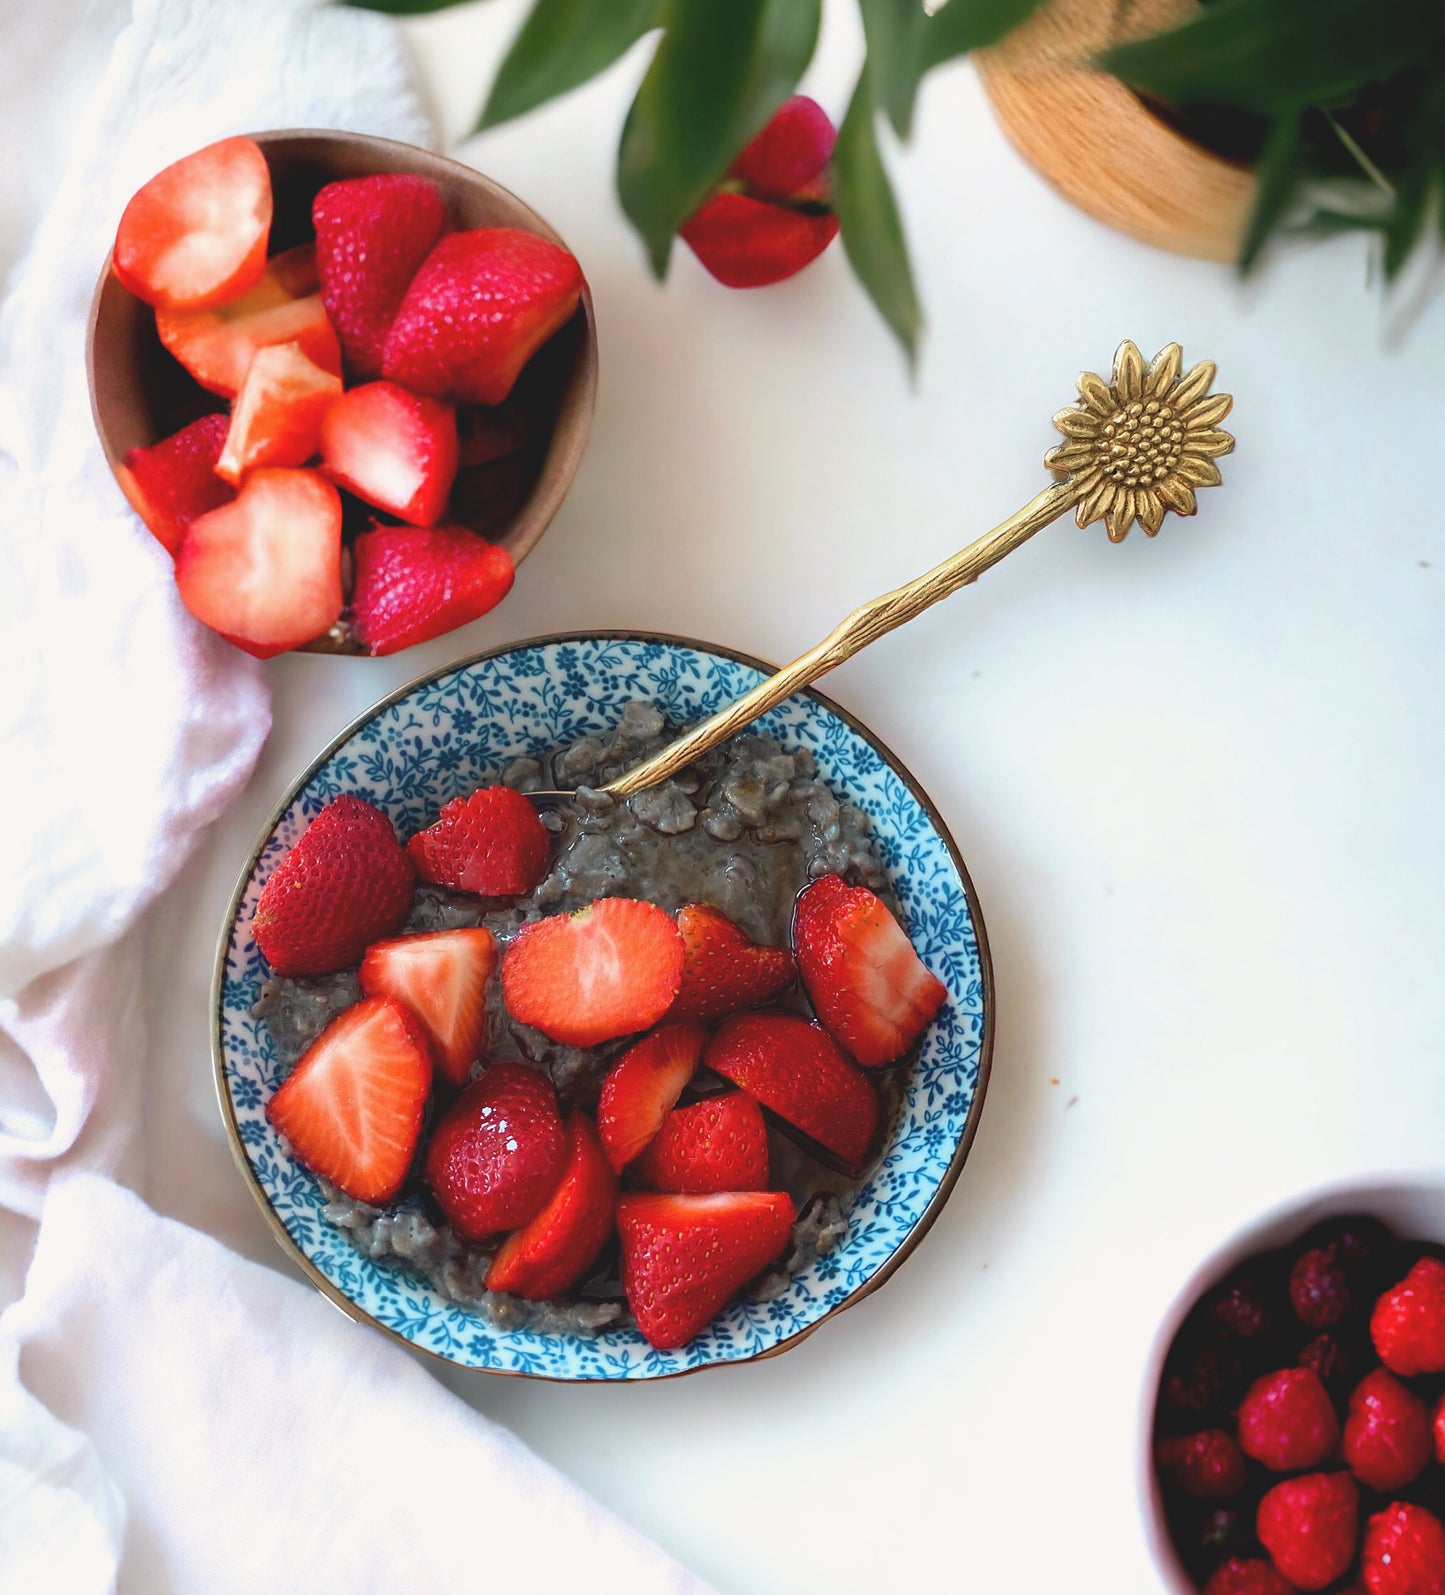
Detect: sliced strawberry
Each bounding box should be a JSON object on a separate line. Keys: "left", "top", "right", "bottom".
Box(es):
{"left": 485, "top": 1112, "right": 617, "bottom": 1300}
{"left": 793, "top": 874, "right": 947, "bottom": 1067}
{"left": 350, "top": 525, "right": 514, "bottom": 657}
{"left": 216, "top": 341, "right": 341, "bottom": 484}
{"left": 382, "top": 228, "right": 584, "bottom": 406}
{"left": 596, "top": 1023, "right": 706, "bottom": 1173}
{"left": 312, "top": 174, "right": 446, "bottom": 379}
{"left": 422, "top": 1060, "right": 567, "bottom": 1241}
{"left": 456, "top": 401, "right": 534, "bottom": 468}
{"left": 175, "top": 467, "right": 342, "bottom": 658}
{"left": 666, "top": 904, "right": 794, "bottom": 1023}
{"left": 265, "top": 995, "right": 431, "bottom": 1204}
{"left": 319, "top": 381, "right": 457, "bottom": 526}
{"left": 358, "top": 927, "right": 497, "bottom": 1089}
{"left": 113, "top": 135, "right": 272, "bottom": 311}
{"left": 680, "top": 193, "right": 838, "bottom": 289}
{"left": 705, "top": 1011, "right": 880, "bottom": 1173}
{"left": 156, "top": 244, "right": 342, "bottom": 397}
{"left": 118, "top": 413, "right": 233, "bottom": 555}
{"left": 631, "top": 1092, "right": 770, "bottom": 1194}
{"left": 616, "top": 1191, "right": 796, "bottom": 1350}
{"left": 501, "top": 899, "right": 685, "bottom": 1048}
{"left": 406, "top": 785, "right": 549, "bottom": 897}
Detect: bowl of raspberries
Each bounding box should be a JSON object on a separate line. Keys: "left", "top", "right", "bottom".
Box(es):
{"left": 1145, "top": 1178, "right": 1445, "bottom": 1595}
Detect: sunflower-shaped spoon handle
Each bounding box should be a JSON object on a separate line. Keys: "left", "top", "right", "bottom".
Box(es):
{"left": 604, "top": 342, "right": 1234, "bottom": 799}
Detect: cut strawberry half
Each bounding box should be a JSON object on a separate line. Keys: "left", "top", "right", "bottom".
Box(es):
{"left": 350, "top": 525, "right": 514, "bottom": 657}
{"left": 265, "top": 994, "right": 432, "bottom": 1204}
{"left": 705, "top": 1011, "right": 880, "bottom": 1173}
{"left": 118, "top": 413, "right": 233, "bottom": 555}
{"left": 500, "top": 899, "right": 684, "bottom": 1048}
{"left": 616, "top": 1191, "right": 796, "bottom": 1350}
{"left": 630, "top": 1092, "right": 770, "bottom": 1195}
{"left": 485, "top": 1113, "right": 617, "bottom": 1300}
{"left": 679, "top": 194, "right": 838, "bottom": 289}
{"left": 319, "top": 381, "right": 457, "bottom": 526}
{"left": 113, "top": 136, "right": 272, "bottom": 311}
{"left": 216, "top": 341, "right": 341, "bottom": 484}
{"left": 596, "top": 1022, "right": 706, "bottom": 1173}
{"left": 406, "top": 785, "right": 549, "bottom": 897}
{"left": 666, "top": 904, "right": 794, "bottom": 1023}
{"left": 156, "top": 244, "right": 342, "bottom": 398}
{"left": 793, "top": 874, "right": 947, "bottom": 1067}
{"left": 359, "top": 927, "right": 498, "bottom": 1089}
{"left": 175, "top": 467, "right": 342, "bottom": 658}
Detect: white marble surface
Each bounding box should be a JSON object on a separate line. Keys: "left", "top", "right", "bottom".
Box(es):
{"left": 42, "top": 1, "right": 1445, "bottom": 1589}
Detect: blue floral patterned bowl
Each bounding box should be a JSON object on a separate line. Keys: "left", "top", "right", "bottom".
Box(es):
{"left": 213, "top": 632, "right": 993, "bottom": 1379}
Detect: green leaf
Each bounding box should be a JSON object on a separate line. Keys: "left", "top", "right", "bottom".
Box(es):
{"left": 478, "top": 0, "right": 663, "bottom": 131}
{"left": 1238, "top": 110, "right": 1304, "bottom": 272}
{"left": 616, "top": 0, "right": 821, "bottom": 276}
{"left": 857, "top": 0, "right": 930, "bottom": 140}
{"left": 923, "top": 0, "right": 1047, "bottom": 65}
{"left": 342, "top": 0, "right": 482, "bottom": 13}
{"left": 1384, "top": 83, "right": 1445, "bottom": 277}
{"left": 833, "top": 72, "right": 922, "bottom": 366}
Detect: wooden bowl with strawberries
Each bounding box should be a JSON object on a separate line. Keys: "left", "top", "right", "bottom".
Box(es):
{"left": 87, "top": 129, "right": 597, "bottom": 658}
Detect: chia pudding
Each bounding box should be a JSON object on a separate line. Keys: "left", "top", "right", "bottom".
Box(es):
{"left": 256, "top": 701, "right": 907, "bottom": 1335}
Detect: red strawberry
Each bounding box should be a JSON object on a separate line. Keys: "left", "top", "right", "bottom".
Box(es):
{"left": 350, "top": 525, "right": 514, "bottom": 658}
{"left": 630, "top": 1092, "right": 770, "bottom": 1195}
{"left": 253, "top": 794, "right": 415, "bottom": 977}
{"left": 794, "top": 874, "right": 947, "bottom": 1067}
{"left": 1343, "top": 1369, "right": 1432, "bottom": 1492}
{"left": 616, "top": 1191, "right": 796, "bottom": 1349}
{"left": 216, "top": 341, "right": 341, "bottom": 484}
{"left": 1202, "top": 1560, "right": 1296, "bottom": 1595}
{"left": 705, "top": 1011, "right": 880, "bottom": 1173}
{"left": 1372, "top": 1258, "right": 1445, "bottom": 1376}
{"left": 485, "top": 1112, "right": 616, "bottom": 1300}
{"left": 501, "top": 900, "right": 684, "bottom": 1048}
{"left": 422, "top": 1060, "right": 567, "bottom": 1241}
{"left": 1257, "top": 1472, "right": 1359, "bottom": 1592}
{"left": 118, "top": 414, "right": 233, "bottom": 555}
{"left": 382, "top": 228, "right": 584, "bottom": 406}
{"left": 730, "top": 96, "right": 836, "bottom": 201}
{"left": 312, "top": 174, "right": 446, "bottom": 378}
{"left": 406, "top": 785, "right": 548, "bottom": 897}
{"left": 595, "top": 1023, "right": 706, "bottom": 1173}
{"left": 680, "top": 193, "right": 838, "bottom": 289}
{"left": 456, "top": 401, "right": 534, "bottom": 468}
{"left": 1155, "top": 1428, "right": 1249, "bottom": 1500}
{"left": 265, "top": 995, "right": 431, "bottom": 1203}
{"left": 319, "top": 381, "right": 457, "bottom": 527}
{"left": 156, "top": 244, "right": 342, "bottom": 397}
{"left": 1361, "top": 1502, "right": 1445, "bottom": 1595}
{"left": 1237, "top": 1367, "right": 1341, "bottom": 1472}
{"left": 112, "top": 135, "right": 271, "bottom": 310}
{"left": 176, "top": 467, "right": 343, "bottom": 657}
{"left": 358, "top": 927, "right": 497, "bottom": 1089}
{"left": 665, "top": 904, "right": 794, "bottom": 1023}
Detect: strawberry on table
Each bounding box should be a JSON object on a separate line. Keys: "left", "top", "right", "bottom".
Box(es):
{"left": 359, "top": 927, "right": 497, "bottom": 1089}
{"left": 616, "top": 1191, "right": 796, "bottom": 1350}
{"left": 265, "top": 994, "right": 431, "bottom": 1204}
{"left": 485, "top": 1112, "right": 617, "bottom": 1300}
{"left": 351, "top": 525, "right": 514, "bottom": 658}
{"left": 1256, "top": 1472, "right": 1359, "bottom": 1592}
{"left": 1371, "top": 1257, "right": 1445, "bottom": 1376}
{"left": 1361, "top": 1501, "right": 1445, "bottom": 1595}
{"left": 216, "top": 341, "right": 341, "bottom": 483}
{"left": 407, "top": 784, "right": 548, "bottom": 897}
{"left": 665, "top": 904, "right": 794, "bottom": 1023}
{"left": 729, "top": 95, "right": 836, "bottom": 201}
{"left": 595, "top": 1023, "right": 706, "bottom": 1174}
{"left": 502, "top": 899, "right": 684, "bottom": 1048}
{"left": 794, "top": 874, "right": 947, "bottom": 1067}
{"left": 320, "top": 381, "right": 457, "bottom": 526}
{"left": 118, "top": 413, "right": 233, "bottom": 555}
{"left": 1343, "top": 1369, "right": 1432, "bottom": 1492}
{"left": 630, "top": 1092, "right": 770, "bottom": 1195}
{"left": 680, "top": 195, "right": 839, "bottom": 290}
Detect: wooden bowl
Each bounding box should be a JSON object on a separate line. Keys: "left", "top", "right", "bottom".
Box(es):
{"left": 86, "top": 129, "right": 598, "bottom": 656}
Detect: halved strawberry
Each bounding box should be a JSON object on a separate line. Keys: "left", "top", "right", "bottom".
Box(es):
{"left": 406, "top": 785, "right": 549, "bottom": 897}
{"left": 630, "top": 1092, "right": 770, "bottom": 1194}
{"left": 596, "top": 1023, "right": 706, "bottom": 1173}
{"left": 118, "top": 413, "right": 233, "bottom": 555}
{"left": 666, "top": 904, "right": 794, "bottom": 1023}
{"left": 156, "top": 244, "right": 342, "bottom": 397}
{"left": 175, "top": 467, "right": 342, "bottom": 658}
{"left": 616, "top": 1191, "right": 796, "bottom": 1349}
{"left": 319, "top": 381, "right": 457, "bottom": 526}
{"left": 705, "top": 1011, "right": 880, "bottom": 1172}
{"left": 485, "top": 1112, "right": 617, "bottom": 1300}
{"left": 350, "top": 525, "right": 514, "bottom": 657}
{"left": 423, "top": 1060, "right": 567, "bottom": 1241}
{"left": 793, "top": 874, "right": 947, "bottom": 1067}
{"left": 359, "top": 927, "right": 497, "bottom": 1089}
{"left": 501, "top": 899, "right": 684, "bottom": 1048}
{"left": 679, "top": 194, "right": 838, "bottom": 290}
{"left": 216, "top": 342, "right": 341, "bottom": 484}
{"left": 265, "top": 995, "right": 431, "bottom": 1203}
{"left": 113, "top": 135, "right": 272, "bottom": 311}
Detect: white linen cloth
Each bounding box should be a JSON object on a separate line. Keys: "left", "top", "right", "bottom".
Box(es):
{"left": 0, "top": 4, "right": 709, "bottom": 1591}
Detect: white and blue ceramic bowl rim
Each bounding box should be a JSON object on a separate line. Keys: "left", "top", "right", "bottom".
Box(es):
{"left": 212, "top": 630, "right": 995, "bottom": 1381}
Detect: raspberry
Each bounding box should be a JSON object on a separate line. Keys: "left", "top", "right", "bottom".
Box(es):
{"left": 1343, "top": 1369, "right": 1432, "bottom": 1492}
{"left": 1292, "top": 1244, "right": 1356, "bottom": 1328}
{"left": 1371, "top": 1258, "right": 1445, "bottom": 1377}
{"left": 1202, "top": 1557, "right": 1296, "bottom": 1595}
{"left": 1256, "top": 1472, "right": 1359, "bottom": 1592}
{"left": 1156, "top": 1429, "right": 1249, "bottom": 1499}
{"left": 1238, "top": 1367, "right": 1341, "bottom": 1471}
{"left": 1361, "top": 1501, "right": 1445, "bottom": 1595}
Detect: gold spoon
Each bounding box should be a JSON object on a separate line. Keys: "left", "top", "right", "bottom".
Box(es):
{"left": 532, "top": 340, "right": 1234, "bottom": 804}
